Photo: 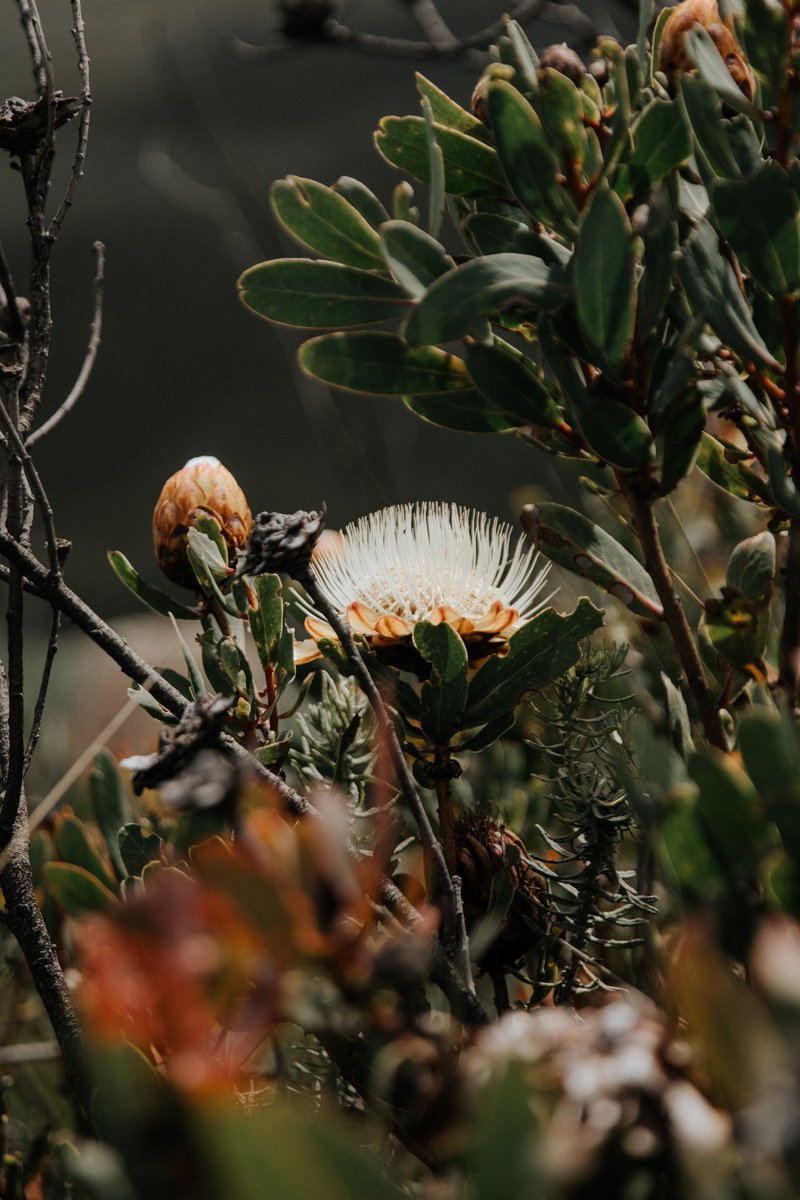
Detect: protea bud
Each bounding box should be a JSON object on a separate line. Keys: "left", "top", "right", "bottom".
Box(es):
{"left": 456, "top": 813, "right": 552, "bottom": 977}
{"left": 153, "top": 455, "right": 252, "bottom": 589}
{"left": 658, "top": 0, "right": 755, "bottom": 100}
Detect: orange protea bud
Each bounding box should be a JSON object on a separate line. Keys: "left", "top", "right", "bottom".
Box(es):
{"left": 153, "top": 455, "right": 252, "bottom": 589}
{"left": 658, "top": 0, "right": 755, "bottom": 100}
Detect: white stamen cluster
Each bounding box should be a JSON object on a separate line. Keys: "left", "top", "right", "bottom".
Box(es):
{"left": 307, "top": 502, "right": 551, "bottom": 626}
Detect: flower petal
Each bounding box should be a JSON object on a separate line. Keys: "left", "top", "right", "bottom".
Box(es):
{"left": 374, "top": 614, "right": 414, "bottom": 638}
{"left": 346, "top": 601, "right": 382, "bottom": 635}
{"left": 294, "top": 640, "right": 323, "bottom": 665}
{"left": 428, "top": 605, "right": 462, "bottom": 627}
{"left": 305, "top": 615, "right": 336, "bottom": 641}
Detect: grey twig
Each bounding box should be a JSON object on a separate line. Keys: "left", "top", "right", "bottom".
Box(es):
{"left": 0, "top": 396, "right": 61, "bottom": 577}
{"left": 22, "top": 604, "right": 60, "bottom": 775}
{"left": 48, "top": 0, "right": 91, "bottom": 239}
{"left": 27, "top": 242, "right": 105, "bottom": 449}
{"left": 0, "top": 242, "right": 27, "bottom": 346}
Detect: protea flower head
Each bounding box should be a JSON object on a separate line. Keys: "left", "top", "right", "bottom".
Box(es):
{"left": 295, "top": 502, "right": 552, "bottom": 668}
{"left": 153, "top": 455, "right": 253, "bottom": 589}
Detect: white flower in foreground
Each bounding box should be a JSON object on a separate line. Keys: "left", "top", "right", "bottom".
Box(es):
{"left": 295, "top": 502, "right": 553, "bottom": 666}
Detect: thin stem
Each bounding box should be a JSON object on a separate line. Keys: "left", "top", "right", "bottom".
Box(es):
{"left": 0, "top": 243, "right": 26, "bottom": 346}
{"left": 619, "top": 476, "right": 728, "bottom": 750}
{"left": 47, "top": 0, "right": 91, "bottom": 239}
{"left": 299, "top": 570, "right": 452, "bottom": 892}
{"left": 434, "top": 744, "right": 456, "bottom": 875}
{"left": 22, "top": 604, "right": 60, "bottom": 773}
{"left": 27, "top": 243, "right": 105, "bottom": 448}
{"left": 0, "top": 396, "right": 61, "bottom": 577}
{"left": 664, "top": 496, "right": 714, "bottom": 598}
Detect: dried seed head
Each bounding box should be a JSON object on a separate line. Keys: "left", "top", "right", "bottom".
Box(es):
{"left": 153, "top": 456, "right": 253, "bottom": 589}
{"left": 238, "top": 506, "right": 326, "bottom": 579}
{"left": 456, "top": 813, "right": 552, "bottom": 974}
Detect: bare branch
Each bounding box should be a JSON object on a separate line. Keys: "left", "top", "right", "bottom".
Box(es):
{"left": 48, "top": 0, "right": 92, "bottom": 240}
{"left": 0, "top": 396, "right": 62, "bottom": 577}
{"left": 0, "top": 242, "right": 27, "bottom": 347}
{"left": 22, "top": 604, "right": 60, "bottom": 774}
{"left": 27, "top": 242, "right": 105, "bottom": 449}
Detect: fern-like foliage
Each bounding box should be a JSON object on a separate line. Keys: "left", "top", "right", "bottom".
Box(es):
{"left": 289, "top": 673, "right": 377, "bottom": 814}
{"left": 528, "top": 643, "right": 657, "bottom": 1001}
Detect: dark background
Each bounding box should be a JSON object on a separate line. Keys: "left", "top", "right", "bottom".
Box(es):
{"left": 1, "top": 0, "right": 641, "bottom": 617}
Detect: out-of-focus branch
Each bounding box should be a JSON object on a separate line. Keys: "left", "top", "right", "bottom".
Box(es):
{"left": 227, "top": 0, "right": 602, "bottom": 67}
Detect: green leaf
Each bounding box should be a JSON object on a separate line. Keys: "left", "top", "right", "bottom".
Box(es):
{"left": 574, "top": 391, "right": 653, "bottom": 469}
{"left": 629, "top": 99, "right": 691, "bottom": 189}
{"left": 525, "top": 502, "right": 663, "bottom": 618}
{"left": 271, "top": 176, "right": 383, "bottom": 268}
{"left": 169, "top": 613, "right": 206, "bottom": 699}
{"left": 404, "top": 391, "right": 514, "bottom": 433}
{"left": 249, "top": 574, "right": 285, "bottom": 669}
{"left": 684, "top": 24, "right": 756, "bottom": 116}
{"left": 332, "top": 177, "right": 390, "bottom": 230}
{"left": 127, "top": 683, "right": 178, "bottom": 725}
{"left": 404, "top": 253, "right": 568, "bottom": 346}
{"left": 703, "top": 593, "right": 770, "bottom": 674}
{"left": 413, "top": 621, "right": 469, "bottom": 742}
{"left": 54, "top": 813, "right": 117, "bottom": 893}
{"left": 300, "top": 332, "right": 472, "bottom": 395}
{"left": 689, "top": 749, "right": 764, "bottom": 876}
{"left": 415, "top": 73, "right": 486, "bottom": 137}
{"left": 660, "top": 793, "right": 725, "bottom": 901}
{"left": 727, "top": 531, "right": 775, "bottom": 601}
{"left": 661, "top": 673, "right": 695, "bottom": 760}
{"left": 237, "top": 259, "right": 410, "bottom": 329}
{"left": 466, "top": 340, "right": 565, "bottom": 428}
{"left": 421, "top": 97, "right": 445, "bottom": 239}
{"left": 739, "top": 711, "right": 800, "bottom": 864}
{"left": 380, "top": 221, "right": 454, "bottom": 298}
{"left": 375, "top": 116, "right": 506, "bottom": 197}
{"left": 712, "top": 164, "right": 800, "bottom": 296}
{"left": 463, "top": 599, "right": 603, "bottom": 727}
{"left": 118, "top": 824, "right": 163, "bottom": 877}
{"left": 107, "top": 551, "right": 199, "bottom": 620}
{"left": 656, "top": 387, "right": 706, "bottom": 495}
{"left": 463, "top": 213, "right": 529, "bottom": 256}
{"left": 43, "top": 863, "right": 117, "bottom": 915}
{"left": 679, "top": 76, "right": 741, "bottom": 180}
{"left": 90, "top": 750, "right": 132, "bottom": 881}
{"left": 678, "top": 221, "right": 781, "bottom": 371}
{"left": 455, "top": 710, "right": 516, "bottom": 753}
{"left": 574, "top": 185, "right": 636, "bottom": 376}
{"left": 486, "top": 80, "right": 578, "bottom": 235}
{"left": 695, "top": 432, "right": 770, "bottom": 504}
{"left": 536, "top": 68, "right": 587, "bottom": 168}
{"left": 743, "top": 0, "right": 790, "bottom": 88}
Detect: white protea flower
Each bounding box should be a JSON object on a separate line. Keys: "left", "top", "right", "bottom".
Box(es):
{"left": 294, "top": 502, "right": 553, "bottom": 667}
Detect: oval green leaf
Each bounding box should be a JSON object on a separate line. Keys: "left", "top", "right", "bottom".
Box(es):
{"left": 238, "top": 260, "right": 410, "bottom": 329}
{"left": 43, "top": 863, "right": 117, "bottom": 915}
{"left": 574, "top": 185, "right": 636, "bottom": 376}
{"left": 271, "top": 176, "right": 383, "bottom": 268}
{"left": 404, "top": 253, "right": 568, "bottom": 346}
{"left": 375, "top": 116, "right": 507, "bottom": 197}
{"left": 523, "top": 502, "right": 663, "bottom": 619}
{"left": 300, "top": 332, "right": 472, "bottom": 396}
{"left": 413, "top": 621, "right": 469, "bottom": 742}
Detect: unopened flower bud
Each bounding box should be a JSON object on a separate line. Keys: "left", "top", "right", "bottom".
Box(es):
{"left": 539, "top": 43, "right": 586, "bottom": 84}
{"left": 153, "top": 455, "right": 253, "bottom": 589}
{"left": 658, "top": 0, "right": 754, "bottom": 100}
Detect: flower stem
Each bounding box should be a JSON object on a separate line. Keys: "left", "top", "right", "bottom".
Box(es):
{"left": 298, "top": 569, "right": 454, "bottom": 894}
{"left": 618, "top": 477, "right": 728, "bottom": 751}
{"left": 434, "top": 744, "right": 457, "bottom": 876}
